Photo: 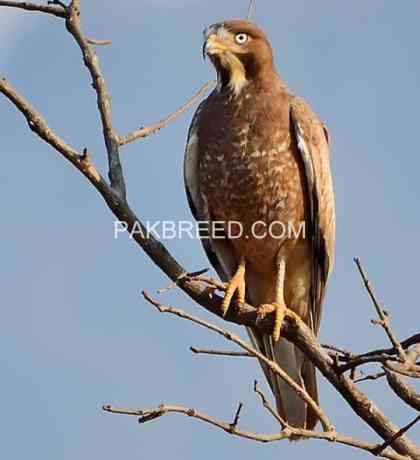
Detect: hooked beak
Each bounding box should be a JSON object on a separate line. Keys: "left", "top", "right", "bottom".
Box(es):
{"left": 202, "top": 34, "right": 229, "bottom": 60}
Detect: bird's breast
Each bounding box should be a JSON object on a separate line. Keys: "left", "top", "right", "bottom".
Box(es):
{"left": 198, "top": 121, "right": 306, "bottom": 232}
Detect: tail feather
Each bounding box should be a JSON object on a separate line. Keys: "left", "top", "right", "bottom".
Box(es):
{"left": 247, "top": 328, "right": 318, "bottom": 429}
{"left": 302, "top": 356, "right": 319, "bottom": 430}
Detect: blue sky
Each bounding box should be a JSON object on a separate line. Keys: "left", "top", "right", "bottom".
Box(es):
{"left": 1, "top": 1, "right": 419, "bottom": 459}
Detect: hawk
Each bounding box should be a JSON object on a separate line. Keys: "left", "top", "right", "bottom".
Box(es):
{"left": 184, "top": 20, "right": 335, "bottom": 429}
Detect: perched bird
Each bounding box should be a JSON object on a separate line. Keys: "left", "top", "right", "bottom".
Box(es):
{"left": 184, "top": 19, "right": 335, "bottom": 429}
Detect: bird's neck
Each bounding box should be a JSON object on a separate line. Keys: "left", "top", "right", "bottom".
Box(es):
{"left": 216, "top": 65, "right": 287, "bottom": 99}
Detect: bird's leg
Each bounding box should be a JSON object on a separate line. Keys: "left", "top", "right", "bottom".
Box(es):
{"left": 221, "top": 256, "right": 246, "bottom": 317}
{"left": 258, "top": 255, "right": 301, "bottom": 341}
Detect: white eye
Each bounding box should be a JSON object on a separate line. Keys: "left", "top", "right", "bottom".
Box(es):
{"left": 235, "top": 33, "right": 249, "bottom": 45}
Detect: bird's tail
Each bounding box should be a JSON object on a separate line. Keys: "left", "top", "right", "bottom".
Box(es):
{"left": 246, "top": 276, "right": 319, "bottom": 430}
{"left": 248, "top": 329, "right": 318, "bottom": 429}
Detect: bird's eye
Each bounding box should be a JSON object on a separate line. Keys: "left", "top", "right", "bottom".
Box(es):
{"left": 235, "top": 33, "right": 249, "bottom": 45}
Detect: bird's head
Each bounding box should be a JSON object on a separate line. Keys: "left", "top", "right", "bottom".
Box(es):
{"left": 203, "top": 20, "right": 274, "bottom": 96}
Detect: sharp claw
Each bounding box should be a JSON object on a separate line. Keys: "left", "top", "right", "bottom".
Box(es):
{"left": 221, "top": 259, "right": 246, "bottom": 317}
{"left": 222, "top": 287, "right": 235, "bottom": 317}
{"left": 273, "top": 303, "right": 286, "bottom": 342}
{"left": 258, "top": 302, "right": 289, "bottom": 342}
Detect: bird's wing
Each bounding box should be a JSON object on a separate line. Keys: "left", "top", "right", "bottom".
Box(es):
{"left": 183, "top": 95, "right": 233, "bottom": 281}
{"left": 289, "top": 95, "right": 336, "bottom": 334}
{"left": 184, "top": 99, "right": 205, "bottom": 222}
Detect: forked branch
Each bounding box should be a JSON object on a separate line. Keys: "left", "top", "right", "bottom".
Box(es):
{"left": 354, "top": 258, "right": 407, "bottom": 362}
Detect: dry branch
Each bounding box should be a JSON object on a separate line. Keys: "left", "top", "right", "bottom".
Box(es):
{"left": 141, "top": 290, "right": 334, "bottom": 433}
{"left": 0, "top": 0, "right": 66, "bottom": 17}
{"left": 190, "top": 347, "right": 253, "bottom": 358}
{"left": 385, "top": 369, "right": 420, "bottom": 411}
{"left": 254, "top": 381, "right": 287, "bottom": 428}
{"left": 65, "top": 0, "right": 126, "bottom": 198}
{"left": 247, "top": 0, "right": 256, "bottom": 20}
{"left": 102, "top": 404, "right": 411, "bottom": 460}
{"left": 336, "top": 335, "right": 420, "bottom": 374}
{"left": 354, "top": 371, "right": 386, "bottom": 384}
{"left": 373, "top": 416, "right": 420, "bottom": 457}
{"left": 86, "top": 38, "right": 112, "bottom": 46}
{"left": 119, "top": 81, "right": 214, "bottom": 146}
{"left": 354, "top": 258, "right": 407, "bottom": 362}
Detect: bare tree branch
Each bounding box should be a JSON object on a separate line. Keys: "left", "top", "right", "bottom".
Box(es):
{"left": 119, "top": 81, "right": 214, "bottom": 146}
{"left": 354, "top": 371, "right": 386, "bottom": 383}
{"left": 336, "top": 335, "right": 420, "bottom": 374}
{"left": 64, "top": 0, "right": 126, "bottom": 198}
{"left": 229, "top": 402, "right": 244, "bottom": 431}
{"left": 190, "top": 347, "right": 253, "bottom": 358}
{"left": 385, "top": 369, "right": 420, "bottom": 411}
{"left": 102, "top": 404, "right": 411, "bottom": 460}
{"left": 339, "top": 334, "right": 420, "bottom": 363}
{"left": 0, "top": 0, "right": 66, "bottom": 17}
{"left": 141, "top": 290, "right": 334, "bottom": 433}
{"left": 385, "top": 365, "right": 420, "bottom": 380}
{"left": 47, "top": 0, "right": 67, "bottom": 9}
{"left": 0, "top": 78, "right": 106, "bottom": 187}
{"left": 140, "top": 291, "right": 420, "bottom": 458}
{"left": 247, "top": 0, "right": 256, "bottom": 20}
{"left": 254, "top": 381, "right": 287, "bottom": 428}
{"left": 86, "top": 37, "right": 112, "bottom": 46}
{"left": 339, "top": 355, "right": 397, "bottom": 374}
{"left": 373, "top": 415, "right": 420, "bottom": 457}
{"left": 322, "top": 344, "right": 355, "bottom": 358}
{"left": 354, "top": 258, "right": 407, "bottom": 362}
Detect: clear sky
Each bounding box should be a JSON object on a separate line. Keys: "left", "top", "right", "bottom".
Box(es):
{"left": 1, "top": 1, "right": 419, "bottom": 459}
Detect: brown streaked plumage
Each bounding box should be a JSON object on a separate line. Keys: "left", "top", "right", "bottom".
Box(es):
{"left": 184, "top": 19, "right": 335, "bottom": 430}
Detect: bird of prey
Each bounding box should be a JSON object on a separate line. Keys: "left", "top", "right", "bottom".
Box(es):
{"left": 184, "top": 20, "right": 335, "bottom": 429}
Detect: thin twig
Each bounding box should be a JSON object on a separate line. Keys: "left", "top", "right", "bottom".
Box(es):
{"left": 354, "top": 258, "right": 406, "bottom": 362}
{"left": 254, "top": 381, "right": 287, "bottom": 428}
{"left": 373, "top": 415, "right": 420, "bottom": 456}
{"left": 0, "top": 78, "right": 106, "bottom": 188}
{"left": 142, "top": 290, "right": 334, "bottom": 433}
{"left": 322, "top": 344, "right": 355, "bottom": 358}
{"left": 334, "top": 334, "right": 420, "bottom": 373}
{"left": 0, "top": 0, "right": 66, "bottom": 17}
{"left": 66, "top": 0, "right": 126, "bottom": 199}
{"left": 86, "top": 37, "right": 112, "bottom": 46}
{"left": 354, "top": 372, "right": 386, "bottom": 384}
{"left": 337, "top": 339, "right": 420, "bottom": 374}
{"left": 190, "top": 347, "right": 253, "bottom": 358}
{"left": 192, "top": 275, "right": 226, "bottom": 292}
{"left": 343, "top": 334, "right": 420, "bottom": 362}
{"left": 229, "top": 402, "right": 244, "bottom": 431}
{"left": 338, "top": 354, "right": 398, "bottom": 374}
{"left": 47, "top": 0, "right": 67, "bottom": 9}
{"left": 384, "top": 345, "right": 420, "bottom": 378}
{"left": 385, "top": 362, "right": 420, "bottom": 379}
{"left": 102, "top": 404, "right": 410, "bottom": 460}
{"left": 156, "top": 268, "right": 210, "bottom": 294}
{"left": 119, "top": 81, "right": 214, "bottom": 146}
{"left": 247, "top": 0, "right": 256, "bottom": 20}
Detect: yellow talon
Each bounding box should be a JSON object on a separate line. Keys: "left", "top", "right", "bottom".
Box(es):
{"left": 222, "top": 257, "right": 246, "bottom": 317}
{"left": 258, "top": 302, "right": 301, "bottom": 342}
